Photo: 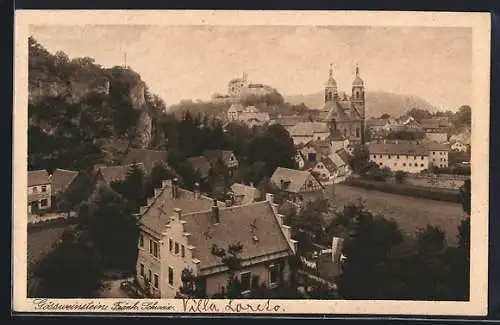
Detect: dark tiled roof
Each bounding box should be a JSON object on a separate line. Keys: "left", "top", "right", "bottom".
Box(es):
{"left": 320, "top": 157, "right": 338, "bottom": 172}
{"left": 368, "top": 143, "right": 430, "bottom": 156}
{"left": 270, "top": 167, "right": 323, "bottom": 193}
{"left": 426, "top": 142, "right": 450, "bottom": 151}
{"left": 139, "top": 180, "right": 217, "bottom": 235}
{"left": 50, "top": 169, "right": 79, "bottom": 195}
{"left": 98, "top": 163, "right": 145, "bottom": 184}
{"left": 335, "top": 148, "right": 351, "bottom": 165}
{"left": 182, "top": 201, "right": 293, "bottom": 270}
{"left": 325, "top": 101, "right": 349, "bottom": 121}
{"left": 230, "top": 183, "right": 261, "bottom": 205}
{"left": 187, "top": 156, "right": 212, "bottom": 179}
{"left": 28, "top": 170, "right": 50, "bottom": 187}
{"left": 120, "top": 149, "right": 168, "bottom": 174}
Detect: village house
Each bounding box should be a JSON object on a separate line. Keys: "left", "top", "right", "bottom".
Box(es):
{"left": 451, "top": 140, "right": 470, "bottom": 153}
{"left": 368, "top": 141, "right": 450, "bottom": 173}
{"left": 203, "top": 150, "right": 239, "bottom": 176}
{"left": 368, "top": 142, "right": 430, "bottom": 173}
{"left": 230, "top": 183, "right": 261, "bottom": 205}
{"left": 287, "top": 122, "right": 331, "bottom": 145}
{"left": 120, "top": 148, "right": 169, "bottom": 176}
{"left": 227, "top": 103, "right": 271, "bottom": 128}
{"left": 28, "top": 170, "right": 52, "bottom": 214}
{"left": 135, "top": 179, "right": 297, "bottom": 298}
{"left": 420, "top": 118, "right": 451, "bottom": 143}
{"left": 270, "top": 167, "right": 325, "bottom": 207}
{"left": 49, "top": 168, "right": 79, "bottom": 209}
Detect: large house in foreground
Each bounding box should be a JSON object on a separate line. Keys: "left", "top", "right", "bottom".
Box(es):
{"left": 135, "top": 179, "right": 297, "bottom": 298}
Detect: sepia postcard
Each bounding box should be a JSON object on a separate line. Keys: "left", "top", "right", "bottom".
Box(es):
{"left": 12, "top": 10, "right": 491, "bottom": 316}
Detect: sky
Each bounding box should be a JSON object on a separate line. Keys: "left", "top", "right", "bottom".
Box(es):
{"left": 29, "top": 25, "right": 472, "bottom": 110}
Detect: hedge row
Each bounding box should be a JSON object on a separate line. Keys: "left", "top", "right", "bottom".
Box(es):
{"left": 343, "top": 178, "right": 461, "bottom": 203}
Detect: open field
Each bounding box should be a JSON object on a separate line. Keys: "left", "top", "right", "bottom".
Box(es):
{"left": 332, "top": 184, "right": 466, "bottom": 246}
{"left": 27, "top": 224, "right": 72, "bottom": 269}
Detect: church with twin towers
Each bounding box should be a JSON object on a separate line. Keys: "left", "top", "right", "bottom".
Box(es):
{"left": 317, "top": 63, "right": 366, "bottom": 144}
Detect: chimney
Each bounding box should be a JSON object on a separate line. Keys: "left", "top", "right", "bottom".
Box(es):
{"left": 173, "top": 208, "right": 182, "bottom": 220}
{"left": 172, "top": 177, "right": 179, "bottom": 199}
{"left": 211, "top": 199, "right": 220, "bottom": 224}
{"left": 193, "top": 182, "right": 200, "bottom": 199}
{"left": 249, "top": 182, "right": 254, "bottom": 188}
{"left": 266, "top": 193, "right": 275, "bottom": 204}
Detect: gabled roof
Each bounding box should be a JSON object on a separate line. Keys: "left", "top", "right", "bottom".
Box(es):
{"left": 50, "top": 169, "right": 79, "bottom": 195}
{"left": 335, "top": 148, "right": 351, "bottom": 164}
{"left": 28, "top": 170, "right": 50, "bottom": 187}
{"left": 182, "top": 201, "right": 293, "bottom": 270}
{"left": 288, "top": 122, "right": 329, "bottom": 137}
{"left": 230, "top": 183, "right": 261, "bottom": 205}
{"left": 203, "top": 150, "right": 237, "bottom": 165}
{"left": 187, "top": 156, "right": 212, "bottom": 179}
{"left": 139, "top": 180, "right": 218, "bottom": 234}
{"left": 97, "top": 163, "right": 145, "bottom": 184}
{"left": 120, "top": 148, "right": 168, "bottom": 174}
{"left": 270, "top": 167, "right": 323, "bottom": 193}
{"left": 324, "top": 101, "right": 349, "bottom": 121}
{"left": 307, "top": 139, "right": 331, "bottom": 157}
{"left": 319, "top": 157, "right": 338, "bottom": 172}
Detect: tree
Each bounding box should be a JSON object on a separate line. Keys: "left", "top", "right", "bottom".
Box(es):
{"left": 111, "top": 162, "right": 147, "bottom": 212}
{"left": 33, "top": 229, "right": 104, "bottom": 298}
{"left": 459, "top": 179, "right": 471, "bottom": 216}
{"left": 379, "top": 113, "right": 390, "bottom": 119}
{"left": 347, "top": 145, "right": 371, "bottom": 176}
{"left": 78, "top": 186, "right": 140, "bottom": 272}
{"left": 211, "top": 242, "right": 244, "bottom": 298}
{"left": 177, "top": 268, "right": 205, "bottom": 298}
{"left": 330, "top": 202, "right": 403, "bottom": 299}
{"left": 453, "top": 105, "right": 472, "bottom": 129}
{"left": 394, "top": 171, "right": 408, "bottom": 184}
{"left": 406, "top": 108, "right": 433, "bottom": 123}
{"left": 150, "top": 162, "right": 173, "bottom": 189}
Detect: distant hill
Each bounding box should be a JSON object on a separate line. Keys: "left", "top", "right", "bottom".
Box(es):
{"left": 285, "top": 91, "right": 439, "bottom": 118}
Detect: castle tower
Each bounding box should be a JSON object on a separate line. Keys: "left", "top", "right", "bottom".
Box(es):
{"left": 351, "top": 64, "right": 366, "bottom": 143}
{"left": 325, "top": 63, "right": 338, "bottom": 104}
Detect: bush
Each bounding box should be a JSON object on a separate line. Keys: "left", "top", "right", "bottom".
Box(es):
{"left": 395, "top": 171, "right": 408, "bottom": 184}
{"left": 344, "top": 178, "right": 460, "bottom": 203}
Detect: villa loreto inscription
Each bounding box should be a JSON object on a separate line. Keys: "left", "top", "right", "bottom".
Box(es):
{"left": 31, "top": 299, "right": 282, "bottom": 313}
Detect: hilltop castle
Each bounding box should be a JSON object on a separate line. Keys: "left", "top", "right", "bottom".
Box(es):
{"left": 317, "top": 64, "right": 366, "bottom": 144}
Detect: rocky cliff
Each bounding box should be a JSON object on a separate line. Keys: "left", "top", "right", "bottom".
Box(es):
{"left": 28, "top": 36, "right": 158, "bottom": 171}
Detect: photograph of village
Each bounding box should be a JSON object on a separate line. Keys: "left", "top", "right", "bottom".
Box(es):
{"left": 25, "top": 24, "right": 472, "bottom": 301}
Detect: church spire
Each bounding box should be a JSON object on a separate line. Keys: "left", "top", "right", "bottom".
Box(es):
{"left": 355, "top": 63, "right": 359, "bottom": 77}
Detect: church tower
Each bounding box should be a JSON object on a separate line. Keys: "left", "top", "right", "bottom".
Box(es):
{"left": 351, "top": 64, "right": 366, "bottom": 143}
{"left": 325, "top": 63, "right": 338, "bottom": 104}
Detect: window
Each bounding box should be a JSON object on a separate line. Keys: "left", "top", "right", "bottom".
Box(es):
{"left": 41, "top": 185, "right": 47, "bottom": 192}
{"left": 40, "top": 199, "right": 48, "bottom": 207}
{"left": 379, "top": 162, "right": 383, "bottom": 166}
{"left": 379, "top": 155, "right": 383, "bottom": 159}
{"left": 403, "top": 163, "right": 406, "bottom": 167}
{"left": 32, "top": 186, "right": 38, "bottom": 193}
{"left": 433, "top": 152, "right": 436, "bottom": 155}
{"left": 420, "top": 164, "right": 424, "bottom": 167}
{"left": 413, "top": 156, "right": 416, "bottom": 160}
{"left": 240, "top": 272, "right": 252, "bottom": 292}
{"left": 140, "top": 263, "right": 145, "bottom": 277}
{"left": 139, "top": 234, "right": 144, "bottom": 248}
{"left": 168, "top": 267, "right": 174, "bottom": 286}
{"left": 181, "top": 245, "right": 185, "bottom": 258}
{"left": 175, "top": 242, "right": 179, "bottom": 255}
{"left": 150, "top": 240, "right": 159, "bottom": 258}
{"left": 388, "top": 155, "right": 392, "bottom": 159}
{"left": 153, "top": 274, "right": 159, "bottom": 289}
{"left": 397, "top": 155, "right": 400, "bottom": 159}
{"left": 421, "top": 156, "right": 424, "bottom": 160}
{"left": 269, "top": 264, "right": 279, "bottom": 285}
{"left": 373, "top": 155, "right": 377, "bottom": 159}
{"left": 356, "top": 128, "right": 360, "bottom": 137}
{"left": 394, "top": 163, "right": 397, "bottom": 166}
{"left": 169, "top": 238, "right": 173, "bottom": 252}
{"left": 148, "top": 270, "right": 152, "bottom": 282}
{"left": 308, "top": 153, "right": 316, "bottom": 162}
